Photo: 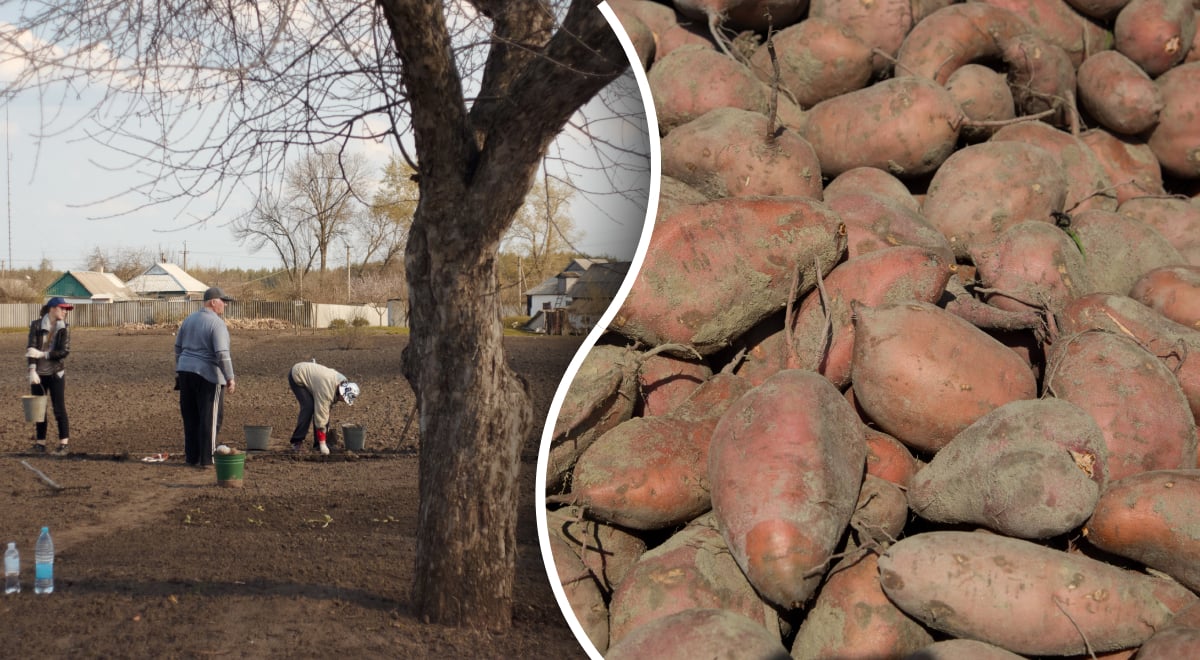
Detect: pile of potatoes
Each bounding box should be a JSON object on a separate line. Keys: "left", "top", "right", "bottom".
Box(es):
{"left": 542, "top": 0, "right": 1200, "bottom": 657}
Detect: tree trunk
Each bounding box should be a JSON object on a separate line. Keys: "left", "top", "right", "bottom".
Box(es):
{"left": 401, "top": 208, "right": 533, "bottom": 629}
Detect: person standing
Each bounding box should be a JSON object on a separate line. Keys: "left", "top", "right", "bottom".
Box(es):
{"left": 288, "top": 360, "right": 359, "bottom": 455}
{"left": 175, "top": 287, "right": 237, "bottom": 467}
{"left": 26, "top": 297, "right": 74, "bottom": 455}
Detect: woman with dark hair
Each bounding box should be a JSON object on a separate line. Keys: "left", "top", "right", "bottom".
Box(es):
{"left": 27, "top": 296, "right": 73, "bottom": 455}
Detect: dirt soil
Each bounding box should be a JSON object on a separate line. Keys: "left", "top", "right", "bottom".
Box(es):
{"left": 0, "top": 326, "right": 589, "bottom": 658}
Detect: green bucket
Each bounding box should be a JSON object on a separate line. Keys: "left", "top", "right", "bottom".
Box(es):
{"left": 214, "top": 453, "right": 246, "bottom": 488}
{"left": 341, "top": 424, "right": 366, "bottom": 452}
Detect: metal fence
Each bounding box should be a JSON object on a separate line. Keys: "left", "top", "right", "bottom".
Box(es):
{"left": 0, "top": 300, "right": 395, "bottom": 329}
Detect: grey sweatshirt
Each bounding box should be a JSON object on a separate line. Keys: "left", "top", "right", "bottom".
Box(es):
{"left": 174, "top": 308, "right": 235, "bottom": 385}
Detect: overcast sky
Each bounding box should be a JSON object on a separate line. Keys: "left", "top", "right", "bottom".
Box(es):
{"left": 0, "top": 8, "right": 652, "bottom": 273}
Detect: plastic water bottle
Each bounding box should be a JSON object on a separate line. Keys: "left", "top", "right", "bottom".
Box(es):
{"left": 34, "top": 527, "right": 53, "bottom": 595}
{"left": 4, "top": 542, "right": 18, "bottom": 594}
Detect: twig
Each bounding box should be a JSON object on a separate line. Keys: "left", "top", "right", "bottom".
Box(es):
{"left": 20, "top": 459, "right": 64, "bottom": 491}
{"left": 1053, "top": 596, "right": 1096, "bottom": 659}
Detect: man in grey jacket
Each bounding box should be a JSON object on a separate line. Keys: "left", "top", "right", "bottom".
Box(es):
{"left": 175, "top": 287, "right": 237, "bottom": 467}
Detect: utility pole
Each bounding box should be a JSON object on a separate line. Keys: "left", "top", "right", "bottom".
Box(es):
{"left": 6, "top": 105, "right": 11, "bottom": 276}
{"left": 345, "top": 242, "right": 351, "bottom": 303}
{"left": 182, "top": 241, "right": 188, "bottom": 270}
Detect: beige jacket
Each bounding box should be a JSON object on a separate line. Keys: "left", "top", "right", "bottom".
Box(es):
{"left": 290, "top": 361, "right": 346, "bottom": 430}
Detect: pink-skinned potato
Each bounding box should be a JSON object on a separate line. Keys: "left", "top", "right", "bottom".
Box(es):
{"left": 661, "top": 106, "right": 822, "bottom": 200}
{"left": 1118, "top": 195, "right": 1200, "bottom": 265}
{"left": 850, "top": 301, "right": 1038, "bottom": 453}
{"left": 1067, "top": 209, "right": 1185, "bottom": 296}
{"left": 611, "top": 196, "right": 844, "bottom": 355}
{"left": 895, "top": 3, "right": 1028, "bottom": 84}
{"left": 790, "top": 553, "right": 933, "bottom": 660}
{"left": 800, "top": 76, "right": 963, "bottom": 178}
{"left": 1044, "top": 329, "right": 1198, "bottom": 480}
{"left": 1058, "top": 293, "right": 1200, "bottom": 449}
{"left": 747, "top": 16, "right": 874, "bottom": 109}
{"left": 827, "top": 192, "right": 954, "bottom": 264}
{"left": 1136, "top": 601, "right": 1200, "bottom": 659}
{"left": 548, "top": 533, "right": 610, "bottom": 653}
{"left": 637, "top": 352, "right": 710, "bottom": 418}
{"left": 606, "top": 512, "right": 780, "bottom": 646}
{"left": 989, "top": 120, "right": 1118, "bottom": 215}
{"left": 1113, "top": 0, "right": 1195, "bottom": 77}
{"left": 707, "top": 369, "right": 866, "bottom": 610}
{"left": 823, "top": 167, "right": 920, "bottom": 213}
{"left": 906, "top": 398, "right": 1108, "bottom": 539}
{"left": 971, "top": 221, "right": 1090, "bottom": 317}
{"left": 1130, "top": 264, "right": 1200, "bottom": 328}
{"left": 545, "top": 505, "right": 646, "bottom": 595}
{"left": 1079, "top": 128, "right": 1166, "bottom": 204}
{"left": 878, "top": 531, "right": 1200, "bottom": 656}
{"left": 1147, "top": 61, "right": 1200, "bottom": 180}
{"left": 606, "top": 608, "right": 789, "bottom": 660}
{"left": 921, "top": 140, "right": 1068, "bottom": 259}
{"left": 1085, "top": 469, "right": 1200, "bottom": 592}
{"left": 809, "top": 0, "right": 919, "bottom": 74}
{"left": 1076, "top": 50, "right": 1164, "bottom": 136}
{"left": 788, "top": 245, "right": 953, "bottom": 388}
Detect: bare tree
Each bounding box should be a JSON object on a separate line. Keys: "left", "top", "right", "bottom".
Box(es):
{"left": 288, "top": 147, "right": 371, "bottom": 273}
{"left": 0, "top": 0, "right": 631, "bottom": 628}
{"left": 82, "top": 246, "right": 155, "bottom": 281}
{"left": 358, "top": 157, "right": 417, "bottom": 269}
{"left": 503, "top": 169, "right": 581, "bottom": 279}
{"left": 230, "top": 189, "right": 318, "bottom": 295}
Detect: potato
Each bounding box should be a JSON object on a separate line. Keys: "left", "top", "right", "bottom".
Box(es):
{"left": 971, "top": 220, "right": 1090, "bottom": 317}
{"left": 1085, "top": 469, "right": 1200, "bottom": 591}
{"left": 1044, "top": 329, "right": 1197, "bottom": 480}
{"left": 946, "top": 63, "right": 1015, "bottom": 141}
{"left": 878, "top": 531, "right": 1200, "bottom": 655}
{"left": 1113, "top": 0, "right": 1195, "bottom": 76}
{"left": 1067, "top": 208, "right": 1185, "bottom": 295}
{"left": 1147, "top": 61, "right": 1200, "bottom": 180}
{"left": 906, "top": 398, "right": 1108, "bottom": 539}
{"left": 788, "top": 245, "right": 953, "bottom": 388}
{"left": 1079, "top": 128, "right": 1166, "bottom": 204}
{"left": 989, "top": 120, "right": 1118, "bottom": 215}
{"left": 661, "top": 107, "right": 822, "bottom": 200}
{"left": 548, "top": 533, "right": 610, "bottom": 653}
{"left": 636, "top": 352, "right": 710, "bottom": 417}
{"left": 607, "top": 513, "right": 779, "bottom": 645}
{"left": 747, "top": 17, "right": 874, "bottom": 109}
{"left": 921, "top": 140, "right": 1068, "bottom": 259}
{"left": 799, "top": 76, "right": 963, "bottom": 178}
{"left": 1076, "top": 50, "right": 1164, "bottom": 136}
{"left": 545, "top": 505, "right": 646, "bottom": 594}
{"left": 708, "top": 369, "right": 866, "bottom": 609}
{"left": 827, "top": 192, "right": 954, "bottom": 264}
{"left": 790, "top": 554, "right": 933, "bottom": 659}
{"left": 1129, "top": 264, "right": 1200, "bottom": 327}
{"left": 1136, "top": 601, "right": 1200, "bottom": 659}
{"left": 850, "top": 301, "right": 1038, "bottom": 453}
{"left": 649, "top": 45, "right": 770, "bottom": 135}
{"left": 895, "top": 3, "right": 1027, "bottom": 84}
{"left": 606, "top": 608, "right": 790, "bottom": 660}
{"left": 611, "top": 196, "right": 844, "bottom": 355}
{"left": 1119, "top": 193, "right": 1200, "bottom": 264}
{"left": 822, "top": 167, "right": 920, "bottom": 212}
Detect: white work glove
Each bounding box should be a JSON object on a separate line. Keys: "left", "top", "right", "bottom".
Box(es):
{"left": 26, "top": 347, "right": 46, "bottom": 359}
{"left": 27, "top": 365, "right": 40, "bottom": 386}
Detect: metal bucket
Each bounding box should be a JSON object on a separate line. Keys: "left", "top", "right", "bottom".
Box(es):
{"left": 341, "top": 424, "right": 366, "bottom": 452}
{"left": 22, "top": 395, "right": 47, "bottom": 423}
{"left": 243, "top": 425, "right": 272, "bottom": 451}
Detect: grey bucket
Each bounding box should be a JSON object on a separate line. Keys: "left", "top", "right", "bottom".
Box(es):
{"left": 341, "top": 424, "right": 366, "bottom": 451}
{"left": 243, "top": 425, "right": 272, "bottom": 451}
{"left": 22, "top": 395, "right": 47, "bottom": 423}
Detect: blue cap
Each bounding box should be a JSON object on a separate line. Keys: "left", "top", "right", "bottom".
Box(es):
{"left": 46, "top": 297, "right": 74, "bottom": 310}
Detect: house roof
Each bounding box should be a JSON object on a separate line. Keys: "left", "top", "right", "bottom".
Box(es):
{"left": 126, "top": 262, "right": 209, "bottom": 296}
{"left": 523, "top": 258, "right": 614, "bottom": 298}
{"left": 45, "top": 270, "right": 138, "bottom": 301}
{"left": 566, "top": 261, "right": 631, "bottom": 313}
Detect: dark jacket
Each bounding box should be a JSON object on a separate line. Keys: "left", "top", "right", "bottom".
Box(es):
{"left": 27, "top": 317, "right": 70, "bottom": 376}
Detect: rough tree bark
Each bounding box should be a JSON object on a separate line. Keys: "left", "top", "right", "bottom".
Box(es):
{"left": 379, "top": 0, "right": 627, "bottom": 628}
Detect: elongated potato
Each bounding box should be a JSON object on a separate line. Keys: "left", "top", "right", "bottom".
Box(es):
{"left": 708, "top": 369, "right": 866, "bottom": 609}
{"left": 850, "top": 301, "right": 1038, "bottom": 453}
{"left": 878, "top": 531, "right": 1200, "bottom": 656}
{"left": 612, "top": 196, "right": 844, "bottom": 355}
{"left": 1130, "top": 264, "right": 1200, "bottom": 328}
{"left": 800, "top": 76, "right": 963, "bottom": 178}
{"left": 1085, "top": 469, "right": 1200, "bottom": 591}
{"left": 606, "top": 608, "right": 790, "bottom": 660}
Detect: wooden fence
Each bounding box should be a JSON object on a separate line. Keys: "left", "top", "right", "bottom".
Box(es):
{"left": 0, "top": 300, "right": 395, "bottom": 329}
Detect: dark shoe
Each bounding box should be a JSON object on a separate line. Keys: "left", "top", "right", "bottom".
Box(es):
{"left": 290, "top": 443, "right": 305, "bottom": 453}
{"left": 31, "top": 443, "right": 47, "bottom": 453}
{"left": 53, "top": 443, "right": 69, "bottom": 457}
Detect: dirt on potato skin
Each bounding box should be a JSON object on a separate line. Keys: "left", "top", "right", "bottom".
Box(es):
{"left": 0, "top": 326, "right": 589, "bottom": 658}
